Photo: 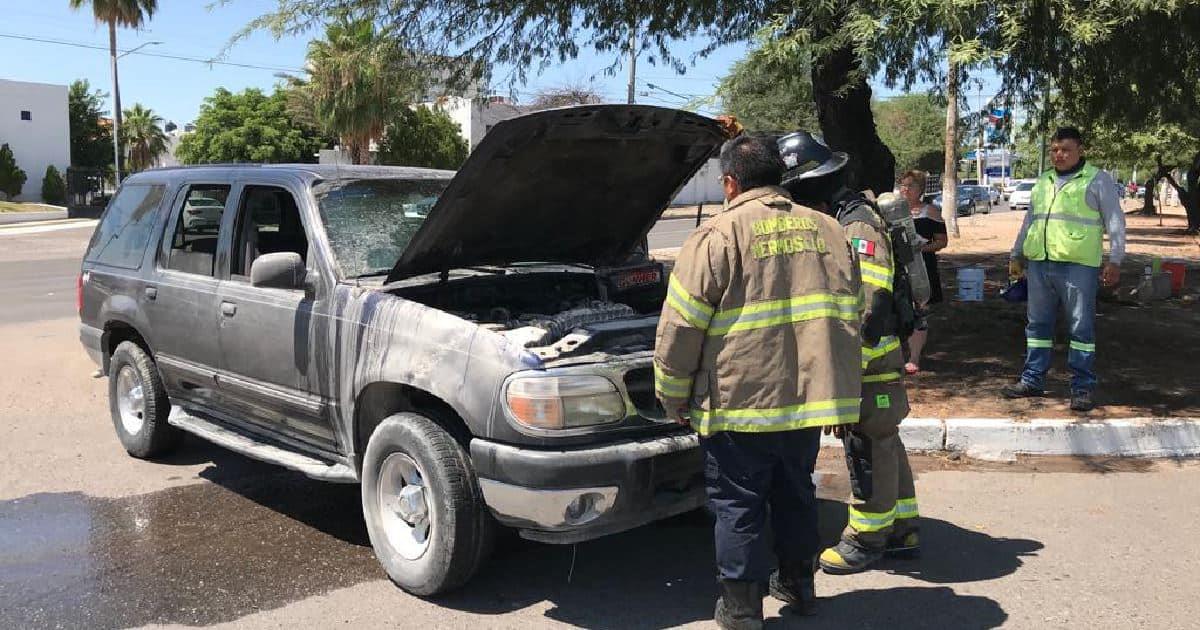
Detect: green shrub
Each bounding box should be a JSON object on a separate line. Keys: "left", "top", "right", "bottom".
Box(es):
{"left": 41, "top": 165, "right": 67, "bottom": 205}
{"left": 0, "top": 143, "right": 27, "bottom": 200}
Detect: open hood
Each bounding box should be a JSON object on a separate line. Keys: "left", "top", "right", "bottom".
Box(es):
{"left": 386, "top": 105, "right": 725, "bottom": 282}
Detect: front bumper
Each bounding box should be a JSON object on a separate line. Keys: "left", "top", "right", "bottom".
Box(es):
{"left": 471, "top": 431, "right": 704, "bottom": 544}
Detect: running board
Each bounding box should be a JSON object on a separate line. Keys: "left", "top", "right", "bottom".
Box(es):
{"left": 168, "top": 407, "right": 358, "bottom": 483}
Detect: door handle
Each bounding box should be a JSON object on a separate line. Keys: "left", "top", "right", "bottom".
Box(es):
{"left": 220, "top": 301, "right": 237, "bottom": 317}
{"left": 144, "top": 286, "right": 157, "bottom": 301}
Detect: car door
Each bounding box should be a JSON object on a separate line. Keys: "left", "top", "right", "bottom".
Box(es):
{"left": 214, "top": 180, "right": 337, "bottom": 452}
{"left": 147, "top": 180, "right": 236, "bottom": 406}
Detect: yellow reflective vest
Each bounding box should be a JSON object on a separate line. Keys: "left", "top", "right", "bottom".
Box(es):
{"left": 1023, "top": 164, "right": 1104, "bottom": 267}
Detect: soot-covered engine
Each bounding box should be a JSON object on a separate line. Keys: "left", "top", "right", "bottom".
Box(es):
{"left": 480, "top": 300, "right": 658, "bottom": 361}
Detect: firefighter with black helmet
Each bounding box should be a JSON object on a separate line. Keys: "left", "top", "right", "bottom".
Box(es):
{"left": 778, "top": 130, "right": 923, "bottom": 574}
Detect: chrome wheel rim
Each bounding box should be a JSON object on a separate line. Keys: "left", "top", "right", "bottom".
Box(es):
{"left": 116, "top": 365, "right": 146, "bottom": 436}
{"left": 377, "top": 453, "right": 432, "bottom": 560}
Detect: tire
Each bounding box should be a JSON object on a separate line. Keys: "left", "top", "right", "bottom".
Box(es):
{"left": 361, "top": 412, "right": 494, "bottom": 596}
{"left": 108, "top": 341, "right": 182, "bottom": 458}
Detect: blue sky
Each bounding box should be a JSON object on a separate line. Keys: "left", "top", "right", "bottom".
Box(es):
{"left": 0, "top": 1, "right": 757, "bottom": 125}
{"left": 0, "top": 1, "right": 1003, "bottom": 128}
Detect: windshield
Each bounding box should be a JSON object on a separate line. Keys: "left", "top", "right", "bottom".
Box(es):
{"left": 1016, "top": 182, "right": 1035, "bottom": 191}
{"left": 313, "top": 177, "right": 450, "bottom": 278}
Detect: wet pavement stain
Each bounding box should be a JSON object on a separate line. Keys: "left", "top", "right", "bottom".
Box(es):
{"left": 1, "top": 452, "right": 1191, "bottom": 629}
{"left": 0, "top": 472, "right": 381, "bottom": 629}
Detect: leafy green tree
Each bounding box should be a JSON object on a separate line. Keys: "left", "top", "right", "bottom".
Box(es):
{"left": 376, "top": 106, "right": 468, "bottom": 169}
{"left": 41, "top": 165, "right": 67, "bottom": 205}
{"left": 68, "top": 79, "right": 113, "bottom": 173}
{"left": 69, "top": 0, "right": 158, "bottom": 181}
{"left": 297, "top": 18, "right": 425, "bottom": 164}
{"left": 0, "top": 144, "right": 28, "bottom": 200}
{"left": 873, "top": 94, "right": 946, "bottom": 174}
{"left": 176, "top": 87, "right": 326, "bottom": 164}
{"left": 120, "top": 103, "right": 168, "bottom": 173}
{"left": 242, "top": 0, "right": 1200, "bottom": 220}
{"left": 714, "top": 45, "right": 817, "bottom": 133}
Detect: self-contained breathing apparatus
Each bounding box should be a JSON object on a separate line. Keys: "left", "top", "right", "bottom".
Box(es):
{"left": 777, "top": 130, "right": 927, "bottom": 503}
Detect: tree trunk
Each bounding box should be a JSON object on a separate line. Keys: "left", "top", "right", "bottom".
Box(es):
{"left": 811, "top": 43, "right": 896, "bottom": 195}
{"left": 942, "top": 60, "right": 960, "bottom": 237}
{"left": 109, "top": 21, "right": 123, "bottom": 184}
{"left": 1186, "top": 151, "right": 1200, "bottom": 233}
{"left": 1141, "top": 177, "right": 1157, "bottom": 216}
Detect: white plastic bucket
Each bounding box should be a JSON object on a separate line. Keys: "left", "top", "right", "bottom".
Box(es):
{"left": 956, "top": 266, "right": 985, "bottom": 301}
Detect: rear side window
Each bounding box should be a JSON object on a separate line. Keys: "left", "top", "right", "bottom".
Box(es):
{"left": 84, "top": 184, "right": 167, "bottom": 269}
{"left": 163, "top": 185, "right": 232, "bottom": 276}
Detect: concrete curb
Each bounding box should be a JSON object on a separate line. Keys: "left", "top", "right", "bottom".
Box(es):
{"left": 820, "top": 417, "right": 1200, "bottom": 461}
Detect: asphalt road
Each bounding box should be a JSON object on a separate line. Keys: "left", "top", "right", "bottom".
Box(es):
{"left": 5, "top": 215, "right": 1200, "bottom": 630}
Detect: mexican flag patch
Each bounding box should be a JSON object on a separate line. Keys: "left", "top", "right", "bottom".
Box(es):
{"left": 852, "top": 238, "right": 876, "bottom": 257}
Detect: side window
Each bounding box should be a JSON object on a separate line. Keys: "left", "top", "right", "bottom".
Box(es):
{"left": 231, "top": 186, "right": 309, "bottom": 279}
{"left": 84, "top": 184, "right": 166, "bottom": 269}
{"left": 164, "top": 185, "right": 231, "bottom": 276}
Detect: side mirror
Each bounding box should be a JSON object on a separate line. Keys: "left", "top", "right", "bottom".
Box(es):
{"left": 250, "top": 252, "right": 305, "bottom": 290}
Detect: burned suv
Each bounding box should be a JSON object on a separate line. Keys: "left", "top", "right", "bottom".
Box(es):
{"left": 78, "top": 105, "right": 724, "bottom": 595}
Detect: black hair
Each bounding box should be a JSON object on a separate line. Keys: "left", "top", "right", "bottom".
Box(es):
{"left": 719, "top": 135, "right": 784, "bottom": 190}
{"left": 1051, "top": 127, "right": 1085, "bottom": 146}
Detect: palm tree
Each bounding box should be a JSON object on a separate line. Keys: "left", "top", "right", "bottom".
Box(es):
{"left": 303, "top": 18, "right": 423, "bottom": 164}
{"left": 69, "top": 0, "right": 158, "bottom": 181}
{"left": 121, "top": 103, "right": 168, "bottom": 173}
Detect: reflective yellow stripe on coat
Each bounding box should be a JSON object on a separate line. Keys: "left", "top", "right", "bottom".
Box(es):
{"left": 690, "top": 398, "right": 861, "bottom": 436}
{"left": 707, "top": 292, "right": 859, "bottom": 337}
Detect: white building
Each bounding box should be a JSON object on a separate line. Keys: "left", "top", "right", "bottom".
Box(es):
{"left": 0, "top": 79, "right": 70, "bottom": 202}
{"left": 424, "top": 95, "right": 525, "bottom": 151}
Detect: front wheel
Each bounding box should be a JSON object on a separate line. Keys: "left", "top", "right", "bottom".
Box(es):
{"left": 361, "top": 412, "right": 494, "bottom": 596}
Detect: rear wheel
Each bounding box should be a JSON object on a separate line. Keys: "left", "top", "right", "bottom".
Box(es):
{"left": 361, "top": 412, "right": 494, "bottom": 596}
{"left": 108, "top": 341, "right": 182, "bottom": 458}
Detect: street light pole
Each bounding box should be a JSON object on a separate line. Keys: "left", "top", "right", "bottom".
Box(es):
{"left": 110, "top": 40, "right": 161, "bottom": 187}
{"left": 626, "top": 21, "right": 637, "bottom": 104}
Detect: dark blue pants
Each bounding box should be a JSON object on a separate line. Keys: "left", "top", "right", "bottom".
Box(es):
{"left": 702, "top": 429, "right": 822, "bottom": 582}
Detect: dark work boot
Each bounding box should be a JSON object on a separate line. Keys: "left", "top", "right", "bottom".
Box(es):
{"left": 1002, "top": 381, "right": 1044, "bottom": 399}
{"left": 715, "top": 579, "right": 764, "bottom": 630}
{"left": 1070, "top": 390, "right": 1095, "bottom": 412}
{"left": 819, "top": 539, "right": 884, "bottom": 575}
{"left": 768, "top": 560, "right": 817, "bottom": 616}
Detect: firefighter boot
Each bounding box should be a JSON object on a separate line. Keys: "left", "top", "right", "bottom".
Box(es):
{"left": 820, "top": 539, "right": 884, "bottom": 575}
{"left": 885, "top": 529, "right": 921, "bottom": 558}
{"left": 715, "top": 580, "right": 764, "bottom": 630}
{"left": 768, "top": 560, "right": 817, "bottom": 616}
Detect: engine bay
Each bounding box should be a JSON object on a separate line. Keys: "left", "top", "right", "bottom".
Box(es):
{"left": 391, "top": 267, "right": 666, "bottom": 361}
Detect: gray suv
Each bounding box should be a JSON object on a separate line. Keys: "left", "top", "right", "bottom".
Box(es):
{"left": 78, "top": 105, "right": 724, "bottom": 595}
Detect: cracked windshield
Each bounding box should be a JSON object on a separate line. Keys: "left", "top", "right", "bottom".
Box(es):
{"left": 313, "top": 178, "right": 450, "bottom": 278}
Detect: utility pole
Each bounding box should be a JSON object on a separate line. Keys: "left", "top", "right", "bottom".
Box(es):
{"left": 626, "top": 21, "right": 637, "bottom": 104}
{"left": 110, "top": 40, "right": 161, "bottom": 186}
{"left": 1037, "top": 86, "right": 1050, "bottom": 174}
{"left": 976, "top": 90, "right": 985, "bottom": 184}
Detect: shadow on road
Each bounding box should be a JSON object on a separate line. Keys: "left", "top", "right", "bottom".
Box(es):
{"left": 434, "top": 499, "right": 1031, "bottom": 629}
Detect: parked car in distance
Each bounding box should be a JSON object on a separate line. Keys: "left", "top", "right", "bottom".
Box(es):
{"left": 181, "top": 196, "right": 224, "bottom": 231}
{"left": 933, "top": 185, "right": 991, "bottom": 217}
{"left": 77, "top": 105, "right": 725, "bottom": 597}
{"left": 1009, "top": 180, "right": 1036, "bottom": 210}
{"left": 1002, "top": 181, "right": 1020, "bottom": 200}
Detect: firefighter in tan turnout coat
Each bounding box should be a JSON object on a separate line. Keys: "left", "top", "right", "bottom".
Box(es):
{"left": 654, "top": 135, "right": 863, "bottom": 629}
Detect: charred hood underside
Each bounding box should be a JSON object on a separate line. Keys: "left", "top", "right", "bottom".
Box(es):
{"left": 385, "top": 105, "right": 725, "bottom": 283}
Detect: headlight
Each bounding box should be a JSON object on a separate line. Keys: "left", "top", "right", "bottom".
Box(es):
{"left": 505, "top": 375, "right": 626, "bottom": 430}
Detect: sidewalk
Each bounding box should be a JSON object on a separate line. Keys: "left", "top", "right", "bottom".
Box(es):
{"left": 0, "top": 208, "right": 67, "bottom": 225}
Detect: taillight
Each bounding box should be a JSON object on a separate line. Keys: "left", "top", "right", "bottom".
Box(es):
{"left": 76, "top": 273, "right": 84, "bottom": 315}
